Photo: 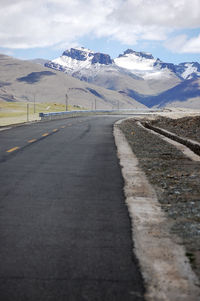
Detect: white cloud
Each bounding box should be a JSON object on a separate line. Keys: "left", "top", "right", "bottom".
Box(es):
{"left": 0, "top": 0, "right": 113, "bottom": 48}
{"left": 165, "top": 34, "right": 200, "bottom": 53}
{"left": 0, "top": 0, "right": 200, "bottom": 52}
{"left": 182, "top": 34, "right": 200, "bottom": 53}
{"left": 164, "top": 35, "right": 188, "bottom": 52}
{"left": 110, "top": 0, "right": 200, "bottom": 28}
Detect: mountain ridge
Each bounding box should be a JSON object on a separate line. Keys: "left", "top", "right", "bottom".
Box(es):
{"left": 44, "top": 47, "right": 200, "bottom": 108}
{"left": 45, "top": 47, "right": 200, "bottom": 81}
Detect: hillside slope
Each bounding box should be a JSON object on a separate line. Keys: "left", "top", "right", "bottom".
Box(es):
{"left": 0, "top": 54, "right": 146, "bottom": 110}
{"left": 139, "top": 79, "right": 200, "bottom": 108}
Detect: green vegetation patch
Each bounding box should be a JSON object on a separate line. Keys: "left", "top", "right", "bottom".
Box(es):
{"left": 0, "top": 101, "right": 85, "bottom": 126}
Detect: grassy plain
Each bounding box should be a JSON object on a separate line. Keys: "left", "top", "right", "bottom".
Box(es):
{"left": 0, "top": 101, "right": 83, "bottom": 126}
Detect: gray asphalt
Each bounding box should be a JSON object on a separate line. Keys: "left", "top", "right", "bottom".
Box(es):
{"left": 0, "top": 116, "right": 145, "bottom": 301}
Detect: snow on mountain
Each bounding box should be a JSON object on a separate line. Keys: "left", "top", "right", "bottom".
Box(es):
{"left": 46, "top": 47, "right": 181, "bottom": 83}
{"left": 44, "top": 47, "right": 200, "bottom": 108}
{"left": 45, "top": 47, "right": 182, "bottom": 101}
{"left": 114, "top": 49, "right": 177, "bottom": 80}
{"left": 115, "top": 50, "right": 200, "bottom": 80}
{"left": 45, "top": 47, "right": 181, "bottom": 92}
{"left": 177, "top": 62, "right": 200, "bottom": 80}
{"left": 46, "top": 47, "right": 113, "bottom": 75}
{"left": 182, "top": 64, "right": 197, "bottom": 79}
{"left": 46, "top": 47, "right": 200, "bottom": 82}
{"left": 52, "top": 48, "right": 94, "bottom": 73}
{"left": 114, "top": 49, "right": 156, "bottom": 72}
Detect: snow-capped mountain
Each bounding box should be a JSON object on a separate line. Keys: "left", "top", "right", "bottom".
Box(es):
{"left": 175, "top": 62, "right": 200, "bottom": 80}
{"left": 46, "top": 47, "right": 113, "bottom": 75}
{"left": 46, "top": 47, "right": 200, "bottom": 81}
{"left": 46, "top": 47, "right": 178, "bottom": 80}
{"left": 45, "top": 47, "right": 200, "bottom": 108}
{"left": 114, "top": 49, "right": 178, "bottom": 80}
{"left": 114, "top": 49, "right": 200, "bottom": 80}
{"left": 115, "top": 49, "right": 156, "bottom": 72}
{"left": 45, "top": 47, "right": 181, "bottom": 95}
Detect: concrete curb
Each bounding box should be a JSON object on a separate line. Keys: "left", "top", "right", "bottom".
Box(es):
{"left": 113, "top": 119, "right": 200, "bottom": 301}
{"left": 0, "top": 120, "right": 41, "bottom": 132}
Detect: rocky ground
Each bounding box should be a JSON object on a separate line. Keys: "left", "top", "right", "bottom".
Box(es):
{"left": 151, "top": 115, "right": 200, "bottom": 143}
{"left": 119, "top": 116, "right": 200, "bottom": 282}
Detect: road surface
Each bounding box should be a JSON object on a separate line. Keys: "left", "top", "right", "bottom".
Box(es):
{"left": 0, "top": 116, "right": 145, "bottom": 301}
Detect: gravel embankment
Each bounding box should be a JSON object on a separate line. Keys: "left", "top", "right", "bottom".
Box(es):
{"left": 119, "top": 117, "right": 200, "bottom": 281}
{"left": 150, "top": 116, "right": 200, "bottom": 143}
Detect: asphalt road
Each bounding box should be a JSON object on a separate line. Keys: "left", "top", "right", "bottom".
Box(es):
{"left": 0, "top": 116, "right": 145, "bottom": 301}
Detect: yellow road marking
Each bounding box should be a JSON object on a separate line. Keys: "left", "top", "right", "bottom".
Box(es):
{"left": 6, "top": 146, "right": 19, "bottom": 153}
{"left": 42, "top": 133, "right": 49, "bottom": 137}
{"left": 28, "top": 139, "right": 37, "bottom": 143}
{"left": 61, "top": 126, "right": 66, "bottom": 128}
{"left": 52, "top": 129, "right": 58, "bottom": 132}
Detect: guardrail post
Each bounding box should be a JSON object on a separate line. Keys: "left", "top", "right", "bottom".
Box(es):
{"left": 66, "top": 94, "right": 68, "bottom": 111}
{"left": 27, "top": 103, "right": 29, "bottom": 122}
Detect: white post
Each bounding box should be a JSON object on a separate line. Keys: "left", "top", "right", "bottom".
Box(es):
{"left": 27, "top": 103, "right": 29, "bottom": 122}
{"left": 65, "top": 94, "right": 68, "bottom": 111}
{"left": 34, "top": 94, "right": 36, "bottom": 113}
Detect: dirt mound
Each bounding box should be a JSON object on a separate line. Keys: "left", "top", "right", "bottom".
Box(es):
{"left": 151, "top": 116, "right": 200, "bottom": 143}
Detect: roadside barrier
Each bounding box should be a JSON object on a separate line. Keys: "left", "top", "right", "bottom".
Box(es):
{"left": 39, "top": 109, "right": 162, "bottom": 121}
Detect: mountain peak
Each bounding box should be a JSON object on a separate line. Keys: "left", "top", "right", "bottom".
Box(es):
{"left": 45, "top": 47, "right": 200, "bottom": 82}
{"left": 61, "top": 47, "right": 113, "bottom": 65}
{"left": 62, "top": 47, "right": 94, "bottom": 61}
{"left": 74, "top": 47, "right": 94, "bottom": 53}
{"left": 91, "top": 52, "right": 113, "bottom": 65}
{"left": 119, "top": 49, "right": 154, "bottom": 60}
{"left": 114, "top": 49, "right": 156, "bottom": 74}
{"left": 45, "top": 47, "right": 113, "bottom": 75}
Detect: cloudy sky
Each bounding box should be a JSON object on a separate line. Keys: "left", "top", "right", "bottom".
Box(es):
{"left": 0, "top": 0, "right": 200, "bottom": 63}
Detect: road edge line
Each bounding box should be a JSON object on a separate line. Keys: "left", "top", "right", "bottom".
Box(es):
{"left": 113, "top": 119, "right": 200, "bottom": 301}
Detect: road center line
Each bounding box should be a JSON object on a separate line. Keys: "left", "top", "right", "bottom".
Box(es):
{"left": 42, "top": 133, "right": 49, "bottom": 137}
{"left": 6, "top": 146, "right": 20, "bottom": 153}
{"left": 28, "top": 139, "right": 37, "bottom": 143}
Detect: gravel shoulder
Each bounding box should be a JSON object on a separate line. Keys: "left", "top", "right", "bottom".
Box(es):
{"left": 119, "top": 116, "right": 200, "bottom": 282}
